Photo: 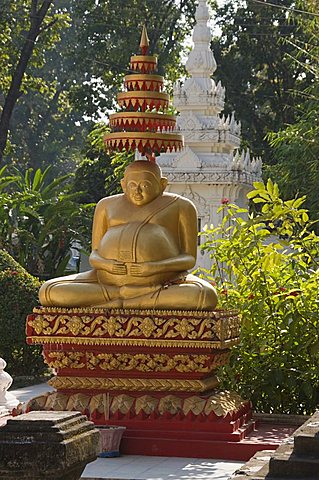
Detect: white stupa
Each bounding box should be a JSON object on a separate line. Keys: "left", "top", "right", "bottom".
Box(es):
{"left": 158, "top": 0, "right": 262, "bottom": 270}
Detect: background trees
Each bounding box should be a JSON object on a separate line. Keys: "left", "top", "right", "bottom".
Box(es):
{"left": 267, "top": 0, "right": 319, "bottom": 222}
{"left": 0, "top": 250, "right": 46, "bottom": 377}
{"left": 0, "top": 0, "right": 198, "bottom": 174}
{"left": 211, "top": 0, "right": 314, "bottom": 164}
{"left": 211, "top": 0, "right": 319, "bottom": 221}
{"left": 0, "top": 0, "right": 70, "bottom": 164}
{"left": 0, "top": 165, "right": 93, "bottom": 277}
{"left": 0, "top": 0, "right": 200, "bottom": 277}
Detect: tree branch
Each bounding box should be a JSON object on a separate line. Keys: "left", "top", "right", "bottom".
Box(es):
{"left": 39, "top": 17, "right": 58, "bottom": 34}
{"left": 0, "top": 0, "right": 53, "bottom": 162}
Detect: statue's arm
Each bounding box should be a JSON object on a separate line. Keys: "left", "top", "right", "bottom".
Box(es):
{"left": 89, "top": 199, "right": 109, "bottom": 269}
{"left": 89, "top": 198, "right": 127, "bottom": 275}
{"left": 177, "top": 198, "right": 198, "bottom": 265}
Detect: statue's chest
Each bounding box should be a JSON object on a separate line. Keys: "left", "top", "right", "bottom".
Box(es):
{"left": 107, "top": 200, "right": 176, "bottom": 231}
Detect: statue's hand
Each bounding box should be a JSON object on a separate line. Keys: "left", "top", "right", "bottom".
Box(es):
{"left": 90, "top": 252, "right": 127, "bottom": 275}
{"left": 111, "top": 261, "right": 127, "bottom": 275}
{"left": 129, "top": 262, "right": 153, "bottom": 277}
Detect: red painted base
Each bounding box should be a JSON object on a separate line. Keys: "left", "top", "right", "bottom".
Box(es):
{"left": 22, "top": 391, "right": 297, "bottom": 461}
{"left": 120, "top": 430, "right": 273, "bottom": 461}
{"left": 24, "top": 389, "right": 260, "bottom": 460}
{"left": 115, "top": 421, "right": 292, "bottom": 460}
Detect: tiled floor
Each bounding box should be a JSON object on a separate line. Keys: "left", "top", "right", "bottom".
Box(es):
{"left": 8, "top": 383, "right": 244, "bottom": 480}
{"left": 10, "top": 382, "right": 55, "bottom": 404}
{"left": 82, "top": 455, "right": 243, "bottom": 480}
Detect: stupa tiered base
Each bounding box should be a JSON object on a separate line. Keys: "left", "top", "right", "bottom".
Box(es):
{"left": 26, "top": 307, "right": 254, "bottom": 459}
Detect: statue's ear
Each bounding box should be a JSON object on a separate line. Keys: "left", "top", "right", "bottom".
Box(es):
{"left": 121, "top": 178, "right": 126, "bottom": 192}
{"left": 160, "top": 177, "right": 168, "bottom": 192}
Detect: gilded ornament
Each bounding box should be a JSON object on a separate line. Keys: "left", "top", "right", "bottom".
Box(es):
{"left": 65, "top": 316, "right": 84, "bottom": 336}
{"left": 66, "top": 393, "right": 90, "bottom": 412}
{"left": 140, "top": 317, "right": 156, "bottom": 337}
{"left": 28, "top": 310, "right": 240, "bottom": 345}
{"left": 183, "top": 396, "right": 206, "bottom": 416}
{"left": 158, "top": 395, "right": 183, "bottom": 415}
{"left": 46, "top": 352, "right": 85, "bottom": 369}
{"left": 82, "top": 352, "right": 211, "bottom": 373}
{"left": 174, "top": 318, "right": 194, "bottom": 339}
{"left": 45, "top": 350, "right": 229, "bottom": 373}
{"left": 45, "top": 392, "right": 69, "bottom": 411}
{"left": 24, "top": 390, "right": 249, "bottom": 420}
{"left": 31, "top": 316, "right": 50, "bottom": 335}
{"left": 30, "top": 334, "right": 236, "bottom": 350}
{"left": 204, "top": 391, "right": 245, "bottom": 417}
{"left": 111, "top": 394, "right": 135, "bottom": 415}
{"left": 135, "top": 395, "right": 159, "bottom": 415}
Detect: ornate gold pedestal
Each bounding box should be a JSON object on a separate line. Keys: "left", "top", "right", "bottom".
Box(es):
{"left": 26, "top": 307, "right": 253, "bottom": 459}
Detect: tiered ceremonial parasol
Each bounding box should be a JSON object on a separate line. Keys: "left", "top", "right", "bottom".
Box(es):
{"left": 104, "top": 26, "right": 184, "bottom": 162}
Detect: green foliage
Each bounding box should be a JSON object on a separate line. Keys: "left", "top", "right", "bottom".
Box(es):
{"left": 0, "top": 249, "right": 25, "bottom": 273}
{"left": 68, "top": 0, "right": 197, "bottom": 117}
{"left": 0, "top": 1, "right": 70, "bottom": 96}
{"left": 201, "top": 179, "right": 319, "bottom": 414}
{"left": 0, "top": 249, "right": 46, "bottom": 376}
{"left": 211, "top": 0, "right": 314, "bottom": 164}
{"left": 72, "top": 123, "right": 134, "bottom": 203}
{"left": 0, "top": 1, "right": 74, "bottom": 166}
{"left": 266, "top": 1, "right": 319, "bottom": 222}
{"left": 2, "top": 0, "right": 197, "bottom": 172}
{"left": 0, "top": 165, "right": 93, "bottom": 277}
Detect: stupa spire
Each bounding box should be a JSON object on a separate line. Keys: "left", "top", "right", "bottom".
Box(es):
{"left": 173, "top": 0, "right": 225, "bottom": 116}
{"left": 186, "top": 0, "right": 217, "bottom": 78}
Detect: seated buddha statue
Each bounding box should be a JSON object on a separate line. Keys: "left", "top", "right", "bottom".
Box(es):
{"left": 39, "top": 160, "right": 217, "bottom": 310}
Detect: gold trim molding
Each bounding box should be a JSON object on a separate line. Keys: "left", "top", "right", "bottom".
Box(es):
{"left": 29, "top": 335, "right": 238, "bottom": 349}
{"left": 45, "top": 351, "right": 230, "bottom": 373}
{"left": 48, "top": 375, "right": 218, "bottom": 393}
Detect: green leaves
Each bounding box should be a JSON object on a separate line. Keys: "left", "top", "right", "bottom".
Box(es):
{"left": 0, "top": 166, "right": 92, "bottom": 277}
{"left": 0, "top": 251, "right": 46, "bottom": 377}
{"left": 201, "top": 182, "right": 319, "bottom": 414}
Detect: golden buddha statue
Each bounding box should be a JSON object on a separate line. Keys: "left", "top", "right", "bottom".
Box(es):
{"left": 39, "top": 161, "right": 217, "bottom": 310}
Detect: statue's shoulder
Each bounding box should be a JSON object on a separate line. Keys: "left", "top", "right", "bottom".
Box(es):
{"left": 96, "top": 193, "right": 124, "bottom": 208}
{"left": 164, "top": 192, "right": 196, "bottom": 210}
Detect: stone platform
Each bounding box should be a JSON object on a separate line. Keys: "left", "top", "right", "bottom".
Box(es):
{"left": 230, "top": 411, "right": 319, "bottom": 478}
{"left": 26, "top": 307, "right": 255, "bottom": 459}
{"left": 0, "top": 411, "right": 100, "bottom": 479}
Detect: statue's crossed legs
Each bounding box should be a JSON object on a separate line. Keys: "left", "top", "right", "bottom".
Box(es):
{"left": 39, "top": 270, "right": 217, "bottom": 310}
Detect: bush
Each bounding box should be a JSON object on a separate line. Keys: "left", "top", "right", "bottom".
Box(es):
{"left": 0, "top": 165, "right": 93, "bottom": 278}
{"left": 0, "top": 249, "right": 47, "bottom": 377}
{"left": 201, "top": 180, "right": 319, "bottom": 415}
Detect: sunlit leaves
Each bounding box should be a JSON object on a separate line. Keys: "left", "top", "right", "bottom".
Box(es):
{"left": 0, "top": 165, "right": 92, "bottom": 276}
{"left": 201, "top": 182, "right": 319, "bottom": 414}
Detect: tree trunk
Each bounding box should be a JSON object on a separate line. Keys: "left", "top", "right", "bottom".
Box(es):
{"left": 0, "top": 0, "right": 53, "bottom": 163}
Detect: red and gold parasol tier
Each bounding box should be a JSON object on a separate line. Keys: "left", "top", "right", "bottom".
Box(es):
{"left": 130, "top": 55, "right": 158, "bottom": 74}
{"left": 105, "top": 132, "right": 184, "bottom": 156}
{"left": 117, "top": 91, "right": 169, "bottom": 112}
{"left": 104, "top": 25, "right": 183, "bottom": 161}
{"left": 109, "top": 112, "right": 177, "bottom": 132}
{"left": 124, "top": 74, "right": 164, "bottom": 92}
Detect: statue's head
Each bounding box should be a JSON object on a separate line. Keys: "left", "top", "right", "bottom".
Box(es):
{"left": 121, "top": 161, "right": 168, "bottom": 206}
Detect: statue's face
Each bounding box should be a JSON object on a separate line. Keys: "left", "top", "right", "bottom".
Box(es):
{"left": 123, "top": 170, "right": 162, "bottom": 206}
